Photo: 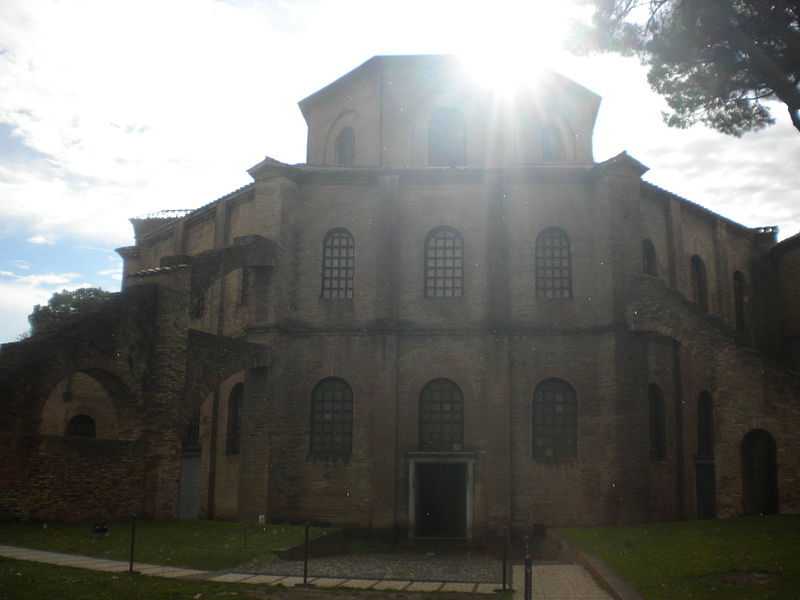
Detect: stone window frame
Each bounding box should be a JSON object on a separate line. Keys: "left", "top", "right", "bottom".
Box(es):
{"left": 535, "top": 227, "right": 572, "bottom": 298}
{"left": 334, "top": 127, "right": 356, "bottom": 166}
{"left": 419, "top": 378, "right": 464, "bottom": 452}
{"left": 424, "top": 227, "right": 464, "bottom": 298}
{"left": 648, "top": 383, "right": 666, "bottom": 461}
{"left": 690, "top": 255, "right": 709, "bottom": 311}
{"left": 532, "top": 378, "right": 577, "bottom": 460}
{"left": 428, "top": 107, "right": 468, "bottom": 167}
{"left": 309, "top": 377, "right": 353, "bottom": 458}
{"left": 320, "top": 228, "right": 355, "bottom": 299}
{"left": 733, "top": 270, "right": 746, "bottom": 331}
{"left": 226, "top": 383, "right": 243, "bottom": 456}
{"left": 643, "top": 239, "right": 658, "bottom": 277}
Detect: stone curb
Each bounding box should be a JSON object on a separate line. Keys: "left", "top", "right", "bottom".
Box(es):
{"left": 546, "top": 531, "right": 645, "bottom": 600}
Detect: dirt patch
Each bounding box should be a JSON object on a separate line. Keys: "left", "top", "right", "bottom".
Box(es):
{"left": 722, "top": 571, "right": 780, "bottom": 585}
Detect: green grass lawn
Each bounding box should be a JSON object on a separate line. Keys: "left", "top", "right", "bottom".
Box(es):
{"left": 0, "top": 520, "right": 326, "bottom": 570}
{"left": 560, "top": 515, "right": 800, "bottom": 600}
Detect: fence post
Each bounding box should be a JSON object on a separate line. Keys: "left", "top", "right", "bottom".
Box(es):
{"left": 302, "top": 522, "right": 310, "bottom": 586}
{"left": 524, "top": 535, "right": 532, "bottom": 600}
{"left": 128, "top": 515, "right": 137, "bottom": 574}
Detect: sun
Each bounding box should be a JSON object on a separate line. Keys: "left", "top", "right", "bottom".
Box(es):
{"left": 453, "top": 2, "right": 577, "bottom": 95}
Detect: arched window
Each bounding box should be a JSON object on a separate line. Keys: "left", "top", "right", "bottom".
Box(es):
{"left": 428, "top": 107, "right": 467, "bottom": 167}
{"left": 649, "top": 384, "right": 666, "bottom": 460}
{"left": 541, "top": 123, "right": 565, "bottom": 162}
{"left": 334, "top": 127, "right": 355, "bottom": 165}
{"left": 419, "top": 379, "right": 463, "bottom": 451}
{"left": 226, "top": 383, "right": 243, "bottom": 456}
{"left": 690, "top": 255, "right": 708, "bottom": 311}
{"left": 643, "top": 239, "right": 658, "bottom": 276}
{"left": 697, "top": 391, "right": 714, "bottom": 458}
{"left": 533, "top": 379, "right": 577, "bottom": 460}
{"left": 424, "top": 227, "right": 463, "bottom": 298}
{"left": 310, "top": 378, "right": 353, "bottom": 457}
{"left": 66, "top": 414, "right": 96, "bottom": 438}
{"left": 733, "top": 271, "right": 746, "bottom": 331}
{"left": 535, "top": 227, "right": 572, "bottom": 298}
{"left": 321, "top": 229, "right": 355, "bottom": 299}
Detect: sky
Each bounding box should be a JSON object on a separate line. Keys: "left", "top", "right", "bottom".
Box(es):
{"left": 1, "top": 0, "right": 799, "bottom": 343}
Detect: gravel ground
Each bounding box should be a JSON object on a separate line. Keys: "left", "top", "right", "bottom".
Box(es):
{"left": 239, "top": 551, "right": 506, "bottom": 583}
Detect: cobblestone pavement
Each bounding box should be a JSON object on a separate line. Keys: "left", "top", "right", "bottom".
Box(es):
{"left": 513, "top": 564, "right": 614, "bottom": 600}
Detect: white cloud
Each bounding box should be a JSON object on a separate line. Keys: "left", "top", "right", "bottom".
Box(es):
{"left": 27, "top": 234, "right": 55, "bottom": 244}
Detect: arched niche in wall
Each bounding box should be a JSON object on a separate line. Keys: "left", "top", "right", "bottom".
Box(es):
{"left": 39, "top": 369, "right": 136, "bottom": 441}
{"left": 324, "top": 110, "right": 360, "bottom": 166}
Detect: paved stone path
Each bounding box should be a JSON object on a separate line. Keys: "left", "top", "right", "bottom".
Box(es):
{"left": 0, "top": 543, "right": 613, "bottom": 598}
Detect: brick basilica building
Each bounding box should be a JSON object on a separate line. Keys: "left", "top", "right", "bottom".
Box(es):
{"left": 2, "top": 55, "right": 800, "bottom": 538}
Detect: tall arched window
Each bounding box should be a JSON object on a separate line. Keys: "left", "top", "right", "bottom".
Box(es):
{"left": 690, "top": 255, "right": 708, "bottom": 311}
{"left": 419, "top": 379, "right": 463, "bottom": 451}
{"left": 66, "top": 414, "right": 96, "bottom": 438}
{"left": 536, "top": 227, "right": 572, "bottom": 298}
{"left": 541, "top": 123, "right": 565, "bottom": 162}
{"left": 321, "top": 228, "right": 355, "bottom": 299}
{"left": 226, "top": 383, "right": 243, "bottom": 456}
{"left": 649, "top": 384, "right": 666, "bottom": 460}
{"left": 310, "top": 378, "right": 353, "bottom": 458}
{"left": 334, "top": 127, "right": 355, "bottom": 165}
{"left": 643, "top": 239, "right": 658, "bottom": 276}
{"left": 697, "top": 391, "right": 714, "bottom": 458}
{"left": 533, "top": 379, "right": 577, "bottom": 459}
{"left": 733, "top": 271, "right": 746, "bottom": 331}
{"left": 424, "top": 227, "right": 463, "bottom": 298}
{"left": 428, "top": 107, "right": 467, "bottom": 167}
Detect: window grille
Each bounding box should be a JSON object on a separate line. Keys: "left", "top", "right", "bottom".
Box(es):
{"left": 419, "top": 378, "right": 463, "bottom": 451}
{"left": 533, "top": 379, "right": 577, "bottom": 459}
{"left": 424, "top": 227, "right": 463, "bottom": 298}
{"left": 321, "top": 229, "right": 355, "bottom": 299}
{"left": 535, "top": 228, "right": 572, "bottom": 298}
{"left": 310, "top": 378, "right": 353, "bottom": 457}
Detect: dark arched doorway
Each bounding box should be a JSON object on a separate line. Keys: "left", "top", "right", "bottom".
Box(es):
{"left": 741, "top": 429, "right": 778, "bottom": 516}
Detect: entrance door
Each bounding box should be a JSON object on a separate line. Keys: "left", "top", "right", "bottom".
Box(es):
{"left": 741, "top": 429, "right": 778, "bottom": 516}
{"left": 179, "top": 452, "right": 200, "bottom": 520}
{"left": 695, "top": 462, "right": 716, "bottom": 519}
{"left": 414, "top": 463, "right": 467, "bottom": 537}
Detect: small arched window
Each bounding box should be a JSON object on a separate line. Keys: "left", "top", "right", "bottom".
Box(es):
{"left": 643, "top": 239, "right": 658, "bottom": 276}
{"left": 535, "top": 227, "right": 572, "bottom": 298}
{"left": 226, "top": 383, "right": 243, "bottom": 456}
{"left": 428, "top": 107, "right": 467, "bottom": 167}
{"left": 697, "top": 391, "right": 714, "bottom": 458}
{"left": 321, "top": 229, "right": 355, "bottom": 299}
{"left": 424, "top": 227, "right": 463, "bottom": 298}
{"left": 733, "top": 271, "right": 746, "bottom": 331}
{"left": 533, "top": 379, "right": 577, "bottom": 459}
{"left": 66, "top": 414, "right": 96, "bottom": 438}
{"left": 649, "top": 384, "right": 666, "bottom": 460}
{"left": 541, "top": 123, "right": 565, "bottom": 162}
{"left": 334, "top": 127, "right": 355, "bottom": 165}
{"left": 419, "top": 378, "right": 463, "bottom": 451}
{"left": 310, "top": 378, "right": 353, "bottom": 458}
{"left": 690, "top": 255, "right": 708, "bottom": 311}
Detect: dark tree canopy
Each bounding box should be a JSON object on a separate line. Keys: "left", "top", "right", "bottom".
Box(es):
{"left": 571, "top": 0, "right": 800, "bottom": 136}
{"left": 28, "top": 287, "right": 112, "bottom": 335}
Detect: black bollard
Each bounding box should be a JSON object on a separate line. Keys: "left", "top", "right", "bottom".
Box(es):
{"left": 129, "top": 515, "right": 137, "bottom": 574}
{"left": 524, "top": 536, "right": 532, "bottom": 600}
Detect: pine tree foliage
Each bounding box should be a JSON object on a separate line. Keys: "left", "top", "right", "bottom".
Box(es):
{"left": 572, "top": 0, "right": 800, "bottom": 136}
